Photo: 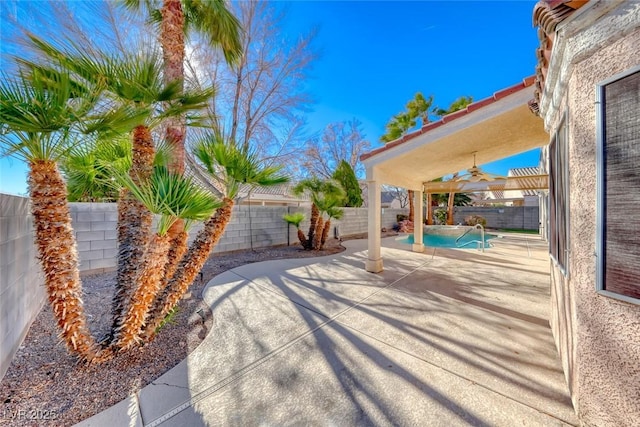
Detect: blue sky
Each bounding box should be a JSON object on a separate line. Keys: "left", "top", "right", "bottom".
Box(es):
{"left": 0, "top": 1, "right": 540, "bottom": 195}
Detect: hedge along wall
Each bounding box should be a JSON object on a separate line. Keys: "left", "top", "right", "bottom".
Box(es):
{"left": 0, "top": 194, "right": 46, "bottom": 380}
{"left": 68, "top": 203, "right": 409, "bottom": 275}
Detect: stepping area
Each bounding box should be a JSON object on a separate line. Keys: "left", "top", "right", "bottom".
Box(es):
{"left": 78, "top": 235, "right": 577, "bottom": 426}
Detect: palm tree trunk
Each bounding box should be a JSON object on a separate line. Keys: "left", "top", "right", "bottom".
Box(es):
{"left": 426, "top": 193, "right": 433, "bottom": 225}
{"left": 111, "top": 125, "right": 154, "bottom": 341}
{"left": 320, "top": 219, "right": 332, "bottom": 249}
{"left": 408, "top": 189, "right": 414, "bottom": 222}
{"left": 145, "top": 226, "right": 189, "bottom": 327}
{"left": 446, "top": 172, "right": 459, "bottom": 226}
{"left": 297, "top": 228, "right": 307, "bottom": 247}
{"left": 447, "top": 192, "right": 456, "bottom": 225}
{"left": 313, "top": 216, "right": 324, "bottom": 250}
{"left": 306, "top": 203, "right": 319, "bottom": 250}
{"left": 114, "top": 234, "right": 171, "bottom": 351}
{"left": 28, "top": 160, "right": 100, "bottom": 361}
{"left": 161, "top": 0, "right": 186, "bottom": 175}
{"left": 163, "top": 227, "right": 189, "bottom": 283}
{"left": 144, "top": 198, "right": 235, "bottom": 339}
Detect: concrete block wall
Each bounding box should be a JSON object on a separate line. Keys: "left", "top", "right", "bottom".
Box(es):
{"left": 334, "top": 208, "right": 406, "bottom": 237}
{"left": 69, "top": 203, "right": 118, "bottom": 273}
{"left": 66, "top": 203, "right": 411, "bottom": 273}
{"left": 0, "top": 197, "right": 408, "bottom": 378}
{"left": 202, "top": 205, "right": 291, "bottom": 253}
{"left": 451, "top": 206, "right": 540, "bottom": 230}
{"left": 0, "top": 194, "right": 45, "bottom": 380}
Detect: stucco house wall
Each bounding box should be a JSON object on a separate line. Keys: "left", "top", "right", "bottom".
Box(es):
{"left": 539, "top": 2, "right": 640, "bottom": 424}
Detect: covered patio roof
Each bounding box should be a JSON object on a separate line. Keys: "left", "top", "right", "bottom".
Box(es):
{"left": 361, "top": 77, "right": 549, "bottom": 191}
{"left": 360, "top": 77, "right": 550, "bottom": 273}
{"left": 423, "top": 174, "right": 548, "bottom": 194}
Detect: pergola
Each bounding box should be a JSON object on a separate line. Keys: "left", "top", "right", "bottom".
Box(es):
{"left": 360, "top": 78, "right": 550, "bottom": 272}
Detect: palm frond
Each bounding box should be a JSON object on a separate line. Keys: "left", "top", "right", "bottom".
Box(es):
{"left": 283, "top": 212, "right": 305, "bottom": 228}
{"left": 25, "top": 34, "right": 214, "bottom": 130}
{"left": 193, "top": 133, "right": 289, "bottom": 199}
{"left": 112, "top": 165, "right": 220, "bottom": 235}
{"left": 325, "top": 206, "right": 344, "bottom": 220}
{"left": 183, "top": 0, "right": 243, "bottom": 65}
{"left": 61, "top": 135, "right": 132, "bottom": 201}
{"left": 0, "top": 70, "right": 100, "bottom": 162}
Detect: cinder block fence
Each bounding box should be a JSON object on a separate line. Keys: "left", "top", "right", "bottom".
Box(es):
{"left": 67, "top": 204, "right": 408, "bottom": 274}
{"left": 0, "top": 195, "right": 406, "bottom": 380}
{"left": 1, "top": 192, "right": 540, "bottom": 380}
{"left": 0, "top": 194, "right": 46, "bottom": 380}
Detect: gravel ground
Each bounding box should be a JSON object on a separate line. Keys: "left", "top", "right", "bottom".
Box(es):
{"left": 0, "top": 233, "right": 394, "bottom": 426}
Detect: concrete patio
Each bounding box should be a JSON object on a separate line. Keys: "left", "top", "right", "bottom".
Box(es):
{"left": 78, "top": 234, "right": 577, "bottom": 426}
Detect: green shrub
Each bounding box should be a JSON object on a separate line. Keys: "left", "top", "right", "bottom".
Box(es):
{"left": 156, "top": 307, "right": 179, "bottom": 332}
{"left": 434, "top": 209, "right": 447, "bottom": 225}
{"left": 397, "top": 214, "right": 408, "bottom": 223}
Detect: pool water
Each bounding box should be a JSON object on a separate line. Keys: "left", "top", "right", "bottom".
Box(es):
{"left": 402, "top": 232, "right": 497, "bottom": 249}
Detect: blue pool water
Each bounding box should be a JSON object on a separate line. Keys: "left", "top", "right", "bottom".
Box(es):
{"left": 401, "top": 232, "right": 497, "bottom": 249}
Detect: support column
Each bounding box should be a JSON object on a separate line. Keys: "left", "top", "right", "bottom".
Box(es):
{"left": 365, "top": 178, "right": 383, "bottom": 272}
{"left": 412, "top": 189, "right": 424, "bottom": 253}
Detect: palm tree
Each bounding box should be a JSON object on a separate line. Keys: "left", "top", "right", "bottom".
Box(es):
{"left": 123, "top": 0, "right": 242, "bottom": 305}
{"left": 429, "top": 177, "right": 472, "bottom": 225}
{"left": 293, "top": 178, "right": 344, "bottom": 250}
{"left": 446, "top": 172, "right": 459, "bottom": 225}
{"left": 313, "top": 185, "right": 344, "bottom": 250}
{"left": 293, "top": 177, "right": 322, "bottom": 250}
{"left": 26, "top": 36, "right": 214, "bottom": 342}
{"left": 283, "top": 212, "right": 307, "bottom": 247}
{"left": 143, "top": 134, "right": 288, "bottom": 338}
{"left": 123, "top": 0, "right": 242, "bottom": 172}
{"left": 61, "top": 136, "right": 132, "bottom": 202}
{"left": 0, "top": 67, "right": 137, "bottom": 361}
{"left": 321, "top": 206, "right": 344, "bottom": 249}
{"left": 110, "top": 165, "right": 219, "bottom": 350}
{"left": 430, "top": 96, "right": 475, "bottom": 225}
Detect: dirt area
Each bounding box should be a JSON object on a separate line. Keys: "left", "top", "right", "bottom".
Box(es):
{"left": 0, "top": 233, "right": 395, "bottom": 426}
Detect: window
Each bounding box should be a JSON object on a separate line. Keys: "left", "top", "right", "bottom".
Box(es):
{"left": 596, "top": 66, "right": 640, "bottom": 303}
{"left": 549, "top": 116, "right": 569, "bottom": 274}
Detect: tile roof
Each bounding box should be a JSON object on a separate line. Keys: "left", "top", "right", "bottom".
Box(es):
{"left": 530, "top": 0, "right": 589, "bottom": 115}
{"left": 360, "top": 76, "right": 536, "bottom": 162}
{"left": 237, "top": 183, "right": 310, "bottom": 201}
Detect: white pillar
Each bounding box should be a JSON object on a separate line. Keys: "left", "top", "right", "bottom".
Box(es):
{"left": 412, "top": 189, "right": 424, "bottom": 253}
{"left": 365, "top": 178, "right": 383, "bottom": 272}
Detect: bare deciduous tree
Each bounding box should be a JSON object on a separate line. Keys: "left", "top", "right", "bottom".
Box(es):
{"left": 302, "top": 119, "right": 370, "bottom": 179}
{"left": 384, "top": 186, "right": 409, "bottom": 208}
{"left": 184, "top": 1, "right": 317, "bottom": 164}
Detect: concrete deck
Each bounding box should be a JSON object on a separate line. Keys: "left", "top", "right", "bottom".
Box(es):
{"left": 77, "top": 235, "right": 577, "bottom": 426}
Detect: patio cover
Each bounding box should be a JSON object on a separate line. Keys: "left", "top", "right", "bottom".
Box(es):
{"left": 360, "top": 77, "right": 549, "bottom": 272}
{"left": 423, "top": 174, "right": 549, "bottom": 194}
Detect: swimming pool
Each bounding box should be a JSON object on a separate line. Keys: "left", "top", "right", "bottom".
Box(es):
{"left": 399, "top": 228, "right": 497, "bottom": 249}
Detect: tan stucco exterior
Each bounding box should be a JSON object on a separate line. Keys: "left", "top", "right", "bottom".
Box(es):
{"left": 539, "top": 1, "right": 640, "bottom": 424}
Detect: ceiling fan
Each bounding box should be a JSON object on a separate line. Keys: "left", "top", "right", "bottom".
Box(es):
{"left": 455, "top": 152, "right": 504, "bottom": 182}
